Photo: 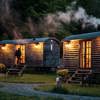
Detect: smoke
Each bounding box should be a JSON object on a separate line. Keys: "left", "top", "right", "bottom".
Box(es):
{"left": 25, "top": 17, "right": 38, "bottom": 35}
{"left": 0, "top": 0, "right": 11, "bottom": 20}
{"left": 42, "top": 1, "right": 100, "bottom": 34}
{"left": 73, "top": 7, "right": 100, "bottom": 28}
{"left": 40, "top": 14, "right": 60, "bottom": 34}
{"left": 0, "top": 0, "right": 22, "bottom": 39}
{"left": 0, "top": 0, "right": 100, "bottom": 39}
{"left": 58, "top": 7, "right": 100, "bottom": 28}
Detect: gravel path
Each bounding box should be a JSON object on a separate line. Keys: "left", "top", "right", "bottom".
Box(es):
{"left": 0, "top": 82, "right": 100, "bottom": 100}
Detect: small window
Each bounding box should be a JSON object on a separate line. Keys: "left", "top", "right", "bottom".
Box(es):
{"left": 50, "top": 40, "right": 53, "bottom": 51}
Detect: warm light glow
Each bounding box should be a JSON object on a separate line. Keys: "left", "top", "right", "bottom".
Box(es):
{"left": 15, "top": 45, "right": 25, "bottom": 64}
{"left": 80, "top": 41, "right": 91, "bottom": 69}
{"left": 65, "top": 43, "right": 72, "bottom": 48}
{"left": 34, "top": 43, "right": 41, "bottom": 48}
{"left": 65, "top": 40, "right": 80, "bottom": 48}
{"left": 1, "top": 46, "right": 7, "bottom": 50}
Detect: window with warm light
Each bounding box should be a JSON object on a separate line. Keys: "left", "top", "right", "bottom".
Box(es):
{"left": 80, "top": 41, "right": 91, "bottom": 69}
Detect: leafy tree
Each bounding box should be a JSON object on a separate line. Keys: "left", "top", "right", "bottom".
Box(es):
{"left": 13, "top": 0, "right": 73, "bottom": 21}
{"left": 1, "top": 0, "right": 100, "bottom": 40}
{"left": 77, "top": 0, "right": 100, "bottom": 18}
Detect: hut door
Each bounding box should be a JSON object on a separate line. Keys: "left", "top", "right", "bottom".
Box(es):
{"left": 15, "top": 45, "right": 25, "bottom": 64}
{"left": 80, "top": 41, "right": 91, "bottom": 69}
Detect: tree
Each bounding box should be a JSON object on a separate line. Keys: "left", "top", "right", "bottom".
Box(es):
{"left": 77, "top": 0, "right": 100, "bottom": 18}
{"left": 13, "top": 0, "right": 72, "bottom": 21}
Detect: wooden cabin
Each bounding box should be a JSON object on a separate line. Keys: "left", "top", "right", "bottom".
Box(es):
{"left": 0, "top": 37, "right": 60, "bottom": 70}
{"left": 62, "top": 32, "right": 100, "bottom": 83}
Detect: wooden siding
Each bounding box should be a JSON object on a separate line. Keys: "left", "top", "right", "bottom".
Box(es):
{"left": 26, "top": 43, "right": 43, "bottom": 66}
{"left": 92, "top": 37, "right": 100, "bottom": 72}
{"left": 0, "top": 44, "right": 15, "bottom": 66}
{"left": 0, "top": 40, "right": 59, "bottom": 68}
{"left": 63, "top": 40, "right": 79, "bottom": 69}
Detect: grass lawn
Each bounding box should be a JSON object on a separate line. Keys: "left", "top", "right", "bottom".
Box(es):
{"left": 35, "top": 84, "right": 100, "bottom": 97}
{"left": 0, "top": 92, "right": 64, "bottom": 100}
{"left": 0, "top": 74, "right": 56, "bottom": 83}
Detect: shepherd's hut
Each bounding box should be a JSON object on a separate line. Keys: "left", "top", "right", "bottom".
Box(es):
{"left": 0, "top": 37, "right": 60, "bottom": 72}
{"left": 62, "top": 32, "right": 100, "bottom": 83}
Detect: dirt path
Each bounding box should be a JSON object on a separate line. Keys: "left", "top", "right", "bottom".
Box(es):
{"left": 0, "top": 82, "right": 100, "bottom": 100}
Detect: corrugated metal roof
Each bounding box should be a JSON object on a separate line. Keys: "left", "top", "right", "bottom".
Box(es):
{"left": 63, "top": 32, "right": 100, "bottom": 41}
{"left": 0, "top": 37, "right": 59, "bottom": 44}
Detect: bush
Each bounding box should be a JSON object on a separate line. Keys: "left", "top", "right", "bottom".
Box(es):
{"left": 57, "top": 69, "right": 68, "bottom": 77}
{"left": 56, "top": 69, "right": 69, "bottom": 82}
{"left": 0, "top": 63, "right": 6, "bottom": 73}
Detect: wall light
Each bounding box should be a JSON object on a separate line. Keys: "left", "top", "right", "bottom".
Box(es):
{"left": 65, "top": 41, "right": 73, "bottom": 48}
{"left": 34, "top": 42, "right": 40, "bottom": 48}
{"left": 1, "top": 46, "right": 5, "bottom": 50}
{"left": 1, "top": 44, "right": 6, "bottom": 50}
{"left": 65, "top": 43, "right": 72, "bottom": 48}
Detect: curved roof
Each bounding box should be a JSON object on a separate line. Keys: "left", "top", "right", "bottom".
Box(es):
{"left": 63, "top": 32, "right": 100, "bottom": 41}
{"left": 0, "top": 37, "right": 60, "bottom": 44}
{"left": 0, "top": 39, "right": 33, "bottom": 44}
{"left": 33, "top": 37, "right": 60, "bottom": 44}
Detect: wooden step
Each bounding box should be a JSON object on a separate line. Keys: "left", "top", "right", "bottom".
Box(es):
{"left": 78, "top": 70, "right": 92, "bottom": 73}
{"left": 67, "top": 69, "right": 93, "bottom": 84}
{"left": 6, "top": 65, "right": 26, "bottom": 76}
{"left": 7, "top": 68, "right": 20, "bottom": 75}
{"left": 68, "top": 80, "right": 80, "bottom": 84}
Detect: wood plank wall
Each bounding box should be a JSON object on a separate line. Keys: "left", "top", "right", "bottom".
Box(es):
{"left": 63, "top": 40, "right": 80, "bottom": 69}
{"left": 0, "top": 43, "right": 44, "bottom": 67}
{"left": 26, "top": 42, "right": 43, "bottom": 66}
{"left": 92, "top": 37, "right": 100, "bottom": 72}
{"left": 0, "top": 44, "right": 15, "bottom": 66}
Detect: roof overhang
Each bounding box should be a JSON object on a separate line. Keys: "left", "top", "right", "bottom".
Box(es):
{"left": 62, "top": 32, "right": 100, "bottom": 41}
{"left": 0, "top": 37, "right": 60, "bottom": 45}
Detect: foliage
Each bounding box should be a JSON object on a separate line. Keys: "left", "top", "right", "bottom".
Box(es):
{"left": 57, "top": 69, "right": 69, "bottom": 77}
{"left": 0, "top": 63, "right": 6, "bottom": 72}
{"left": 21, "top": 32, "right": 33, "bottom": 38}
{"left": 0, "top": 63, "right": 5, "bottom": 69}
{"left": 13, "top": 0, "right": 72, "bottom": 21}
{"left": 77, "top": 0, "right": 100, "bottom": 18}
{"left": 1, "top": 0, "right": 100, "bottom": 40}
{"left": 56, "top": 69, "right": 69, "bottom": 82}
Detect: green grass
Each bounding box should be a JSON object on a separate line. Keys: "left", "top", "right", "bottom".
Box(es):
{"left": 35, "top": 84, "right": 100, "bottom": 97}
{"left": 0, "top": 92, "right": 64, "bottom": 100}
{"left": 0, "top": 74, "right": 56, "bottom": 83}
